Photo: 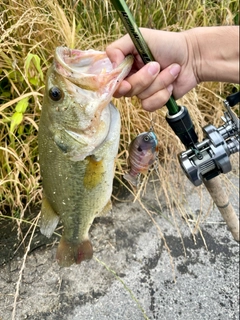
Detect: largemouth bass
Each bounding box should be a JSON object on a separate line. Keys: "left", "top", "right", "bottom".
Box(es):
{"left": 38, "top": 47, "right": 133, "bottom": 267}
{"left": 124, "top": 131, "right": 158, "bottom": 186}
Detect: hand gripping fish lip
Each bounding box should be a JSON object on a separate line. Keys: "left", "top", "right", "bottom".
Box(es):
{"left": 54, "top": 47, "right": 134, "bottom": 92}
{"left": 49, "top": 48, "right": 134, "bottom": 161}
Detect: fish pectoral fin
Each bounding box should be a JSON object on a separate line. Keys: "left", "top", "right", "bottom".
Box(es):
{"left": 40, "top": 196, "right": 59, "bottom": 238}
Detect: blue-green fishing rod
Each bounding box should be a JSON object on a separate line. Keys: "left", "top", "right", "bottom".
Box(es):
{"left": 110, "top": 0, "right": 199, "bottom": 148}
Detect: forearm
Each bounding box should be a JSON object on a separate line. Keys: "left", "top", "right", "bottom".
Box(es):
{"left": 185, "top": 26, "right": 239, "bottom": 84}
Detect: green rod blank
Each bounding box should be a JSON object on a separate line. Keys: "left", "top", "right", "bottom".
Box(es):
{"left": 110, "top": 0, "right": 179, "bottom": 115}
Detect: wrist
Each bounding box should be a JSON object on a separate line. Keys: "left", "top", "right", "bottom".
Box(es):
{"left": 184, "top": 26, "right": 239, "bottom": 84}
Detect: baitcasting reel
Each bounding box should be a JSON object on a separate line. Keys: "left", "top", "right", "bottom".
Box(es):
{"left": 178, "top": 91, "right": 240, "bottom": 186}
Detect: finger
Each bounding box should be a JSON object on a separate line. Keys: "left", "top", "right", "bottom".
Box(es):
{"left": 123, "top": 61, "right": 160, "bottom": 97}
{"left": 138, "top": 63, "right": 181, "bottom": 100}
{"left": 113, "top": 80, "right": 132, "bottom": 98}
{"left": 106, "top": 34, "right": 136, "bottom": 65}
{"left": 141, "top": 87, "right": 173, "bottom": 112}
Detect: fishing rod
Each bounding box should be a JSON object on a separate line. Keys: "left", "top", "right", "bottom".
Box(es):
{"left": 110, "top": 0, "right": 240, "bottom": 241}
{"left": 109, "top": 0, "right": 198, "bottom": 151}
{"left": 109, "top": 0, "right": 239, "bottom": 187}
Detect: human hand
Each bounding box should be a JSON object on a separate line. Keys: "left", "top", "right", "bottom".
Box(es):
{"left": 106, "top": 28, "right": 198, "bottom": 111}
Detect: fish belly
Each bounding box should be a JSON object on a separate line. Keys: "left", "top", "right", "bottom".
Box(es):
{"left": 38, "top": 103, "right": 120, "bottom": 266}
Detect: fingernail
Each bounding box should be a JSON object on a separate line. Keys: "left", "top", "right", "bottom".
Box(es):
{"left": 169, "top": 64, "right": 181, "bottom": 78}
{"left": 167, "top": 84, "right": 173, "bottom": 94}
{"left": 147, "top": 62, "right": 160, "bottom": 76}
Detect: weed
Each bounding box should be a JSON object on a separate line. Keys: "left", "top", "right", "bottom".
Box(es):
{"left": 0, "top": 1, "right": 239, "bottom": 318}
{"left": 0, "top": 0, "right": 238, "bottom": 216}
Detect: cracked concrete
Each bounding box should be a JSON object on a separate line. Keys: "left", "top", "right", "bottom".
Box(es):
{"left": 0, "top": 168, "right": 239, "bottom": 320}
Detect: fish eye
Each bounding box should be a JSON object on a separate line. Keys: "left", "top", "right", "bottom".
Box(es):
{"left": 143, "top": 135, "right": 150, "bottom": 142}
{"left": 49, "top": 87, "right": 63, "bottom": 101}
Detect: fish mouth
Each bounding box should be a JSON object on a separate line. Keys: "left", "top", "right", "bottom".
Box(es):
{"left": 54, "top": 47, "right": 134, "bottom": 93}
{"left": 52, "top": 48, "right": 133, "bottom": 160}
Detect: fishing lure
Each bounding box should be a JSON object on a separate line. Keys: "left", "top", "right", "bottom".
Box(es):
{"left": 124, "top": 130, "right": 158, "bottom": 186}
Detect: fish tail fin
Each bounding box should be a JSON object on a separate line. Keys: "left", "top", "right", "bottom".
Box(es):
{"left": 123, "top": 173, "right": 138, "bottom": 186}
{"left": 56, "top": 237, "right": 93, "bottom": 267}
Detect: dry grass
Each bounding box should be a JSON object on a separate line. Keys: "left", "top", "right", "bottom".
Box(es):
{"left": 0, "top": 0, "right": 238, "bottom": 241}
{"left": 0, "top": 0, "right": 238, "bottom": 245}
{"left": 0, "top": 0, "right": 238, "bottom": 215}
{"left": 0, "top": 0, "right": 239, "bottom": 318}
